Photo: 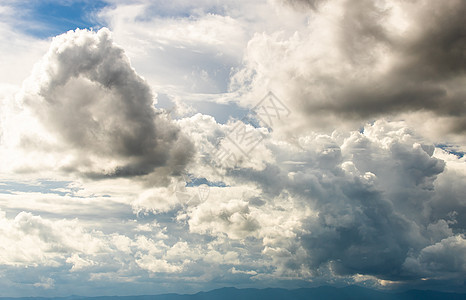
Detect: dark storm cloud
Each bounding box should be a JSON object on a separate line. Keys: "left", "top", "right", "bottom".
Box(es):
{"left": 339, "top": 0, "right": 391, "bottom": 64}
{"left": 341, "top": 0, "right": 466, "bottom": 120}
{"left": 328, "top": 0, "right": 466, "bottom": 122}
{"left": 21, "top": 28, "right": 194, "bottom": 180}
{"left": 329, "top": 0, "right": 466, "bottom": 125}
{"left": 247, "top": 0, "right": 466, "bottom": 134}
{"left": 295, "top": 136, "right": 446, "bottom": 280}
{"left": 400, "top": 1, "right": 466, "bottom": 80}
{"left": 298, "top": 167, "right": 443, "bottom": 280}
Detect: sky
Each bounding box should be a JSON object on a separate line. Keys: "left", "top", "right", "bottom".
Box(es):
{"left": 0, "top": 0, "right": 465, "bottom": 297}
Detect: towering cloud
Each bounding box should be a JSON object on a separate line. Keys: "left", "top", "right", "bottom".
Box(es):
{"left": 14, "top": 28, "right": 193, "bottom": 180}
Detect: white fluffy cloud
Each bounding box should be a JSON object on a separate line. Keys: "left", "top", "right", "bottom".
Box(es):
{"left": 0, "top": 210, "right": 107, "bottom": 267}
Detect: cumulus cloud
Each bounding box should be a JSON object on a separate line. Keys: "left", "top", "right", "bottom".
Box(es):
{"left": 188, "top": 193, "right": 262, "bottom": 240}
{"left": 5, "top": 28, "right": 193, "bottom": 181}
{"left": 403, "top": 235, "right": 466, "bottom": 278}
{"left": 173, "top": 118, "right": 464, "bottom": 287}
{"left": 0, "top": 210, "right": 107, "bottom": 267}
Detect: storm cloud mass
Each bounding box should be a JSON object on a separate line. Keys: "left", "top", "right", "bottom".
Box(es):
{"left": 0, "top": 0, "right": 465, "bottom": 297}
{"left": 236, "top": 0, "right": 466, "bottom": 138}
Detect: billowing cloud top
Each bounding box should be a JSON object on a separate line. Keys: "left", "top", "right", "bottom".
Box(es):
{"left": 6, "top": 28, "right": 193, "bottom": 181}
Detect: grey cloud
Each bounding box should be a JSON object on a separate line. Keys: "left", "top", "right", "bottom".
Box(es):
{"left": 347, "top": 0, "right": 466, "bottom": 123}
{"left": 218, "top": 120, "right": 463, "bottom": 284}
{"left": 328, "top": 0, "right": 466, "bottom": 122}
{"left": 399, "top": 0, "right": 466, "bottom": 80}
{"left": 21, "top": 28, "right": 194, "bottom": 180}
{"left": 428, "top": 156, "right": 466, "bottom": 230}
{"left": 240, "top": 0, "right": 466, "bottom": 133}
{"left": 403, "top": 235, "right": 466, "bottom": 278}
{"left": 339, "top": 0, "right": 391, "bottom": 65}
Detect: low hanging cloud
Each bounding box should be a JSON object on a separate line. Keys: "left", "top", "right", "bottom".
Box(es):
{"left": 11, "top": 28, "right": 193, "bottom": 181}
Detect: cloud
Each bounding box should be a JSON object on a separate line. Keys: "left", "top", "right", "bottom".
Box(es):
{"left": 7, "top": 28, "right": 194, "bottom": 181}
{"left": 1, "top": 114, "right": 464, "bottom": 294}
{"left": 179, "top": 119, "right": 463, "bottom": 285}
{"left": 170, "top": 110, "right": 463, "bottom": 284}
{"left": 0, "top": 207, "right": 202, "bottom": 295}
{"left": 33, "top": 277, "right": 55, "bottom": 289}
{"left": 188, "top": 194, "right": 261, "bottom": 240}
{"left": 232, "top": 0, "right": 466, "bottom": 136}
{"left": 0, "top": 20, "right": 48, "bottom": 86}
{"left": 403, "top": 235, "right": 466, "bottom": 278}
{"left": 0, "top": 210, "right": 108, "bottom": 267}
{"left": 161, "top": 104, "right": 464, "bottom": 287}
{"left": 99, "top": 2, "right": 247, "bottom": 94}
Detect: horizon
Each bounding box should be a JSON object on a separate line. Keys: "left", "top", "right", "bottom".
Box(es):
{"left": 0, "top": 286, "right": 466, "bottom": 299}
{"left": 0, "top": 0, "right": 465, "bottom": 298}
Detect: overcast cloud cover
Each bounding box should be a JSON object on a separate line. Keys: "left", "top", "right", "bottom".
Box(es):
{"left": 0, "top": 0, "right": 465, "bottom": 297}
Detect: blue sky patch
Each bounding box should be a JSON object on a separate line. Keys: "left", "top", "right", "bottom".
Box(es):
{"left": 436, "top": 144, "right": 465, "bottom": 158}
{"left": 17, "top": 0, "right": 108, "bottom": 38}
{"left": 0, "top": 180, "right": 76, "bottom": 196}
